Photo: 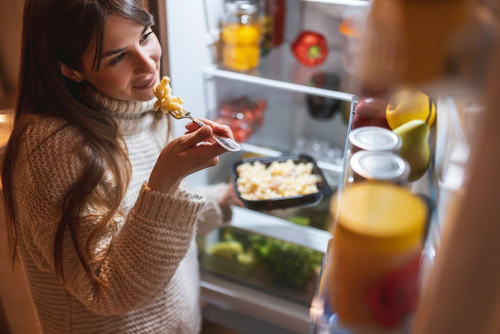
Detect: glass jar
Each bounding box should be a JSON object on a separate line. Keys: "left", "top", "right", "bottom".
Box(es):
{"left": 348, "top": 127, "right": 402, "bottom": 154}
{"left": 222, "top": 1, "right": 261, "bottom": 72}
{"left": 349, "top": 151, "right": 410, "bottom": 185}
{"left": 328, "top": 183, "right": 427, "bottom": 333}
{"left": 345, "top": 127, "right": 402, "bottom": 186}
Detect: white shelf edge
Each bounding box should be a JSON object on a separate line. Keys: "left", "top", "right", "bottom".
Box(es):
{"left": 231, "top": 206, "right": 332, "bottom": 253}
{"left": 241, "top": 143, "right": 343, "bottom": 174}
{"left": 204, "top": 66, "right": 354, "bottom": 101}
{"left": 300, "top": 0, "right": 370, "bottom": 6}
{"left": 240, "top": 143, "right": 282, "bottom": 157}
{"left": 200, "top": 271, "right": 311, "bottom": 333}
{"left": 317, "top": 161, "right": 343, "bottom": 174}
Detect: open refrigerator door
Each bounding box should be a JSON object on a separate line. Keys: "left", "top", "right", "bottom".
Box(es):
{"left": 156, "top": 0, "right": 498, "bottom": 333}
{"left": 311, "top": 0, "right": 498, "bottom": 333}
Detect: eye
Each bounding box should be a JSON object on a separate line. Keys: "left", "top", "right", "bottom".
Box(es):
{"left": 140, "top": 29, "right": 154, "bottom": 44}
{"left": 109, "top": 52, "right": 126, "bottom": 66}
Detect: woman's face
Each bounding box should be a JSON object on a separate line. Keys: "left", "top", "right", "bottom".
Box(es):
{"left": 80, "top": 15, "right": 162, "bottom": 101}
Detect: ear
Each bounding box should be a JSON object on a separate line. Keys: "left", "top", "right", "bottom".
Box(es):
{"left": 59, "top": 63, "right": 84, "bottom": 82}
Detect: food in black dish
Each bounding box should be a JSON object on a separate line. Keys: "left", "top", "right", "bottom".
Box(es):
{"left": 232, "top": 154, "right": 332, "bottom": 211}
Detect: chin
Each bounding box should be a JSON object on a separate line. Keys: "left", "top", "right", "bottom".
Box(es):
{"left": 134, "top": 91, "right": 155, "bottom": 102}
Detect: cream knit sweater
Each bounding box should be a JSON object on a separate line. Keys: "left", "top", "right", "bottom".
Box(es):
{"left": 12, "top": 90, "right": 228, "bottom": 334}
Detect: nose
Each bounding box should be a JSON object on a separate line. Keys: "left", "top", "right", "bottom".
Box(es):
{"left": 134, "top": 46, "right": 159, "bottom": 74}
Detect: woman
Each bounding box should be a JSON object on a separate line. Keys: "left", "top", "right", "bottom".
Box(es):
{"left": 1, "top": 0, "right": 240, "bottom": 333}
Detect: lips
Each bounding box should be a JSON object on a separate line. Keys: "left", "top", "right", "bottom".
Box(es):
{"left": 134, "top": 75, "right": 157, "bottom": 89}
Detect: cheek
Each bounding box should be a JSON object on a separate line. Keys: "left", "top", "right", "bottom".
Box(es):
{"left": 87, "top": 68, "right": 132, "bottom": 96}
{"left": 105, "top": 70, "right": 131, "bottom": 89}
{"left": 151, "top": 37, "right": 162, "bottom": 63}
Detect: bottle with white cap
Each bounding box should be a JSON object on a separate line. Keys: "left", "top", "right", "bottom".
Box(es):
{"left": 349, "top": 150, "right": 410, "bottom": 185}
{"left": 345, "top": 126, "right": 403, "bottom": 186}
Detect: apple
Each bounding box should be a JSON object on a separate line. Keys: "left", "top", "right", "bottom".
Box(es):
{"left": 351, "top": 97, "right": 390, "bottom": 130}
{"left": 234, "top": 129, "right": 248, "bottom": 142}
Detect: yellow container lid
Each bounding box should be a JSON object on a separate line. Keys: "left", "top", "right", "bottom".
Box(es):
{"left": 332, "top": 183, "right": 427, "bottom": 251}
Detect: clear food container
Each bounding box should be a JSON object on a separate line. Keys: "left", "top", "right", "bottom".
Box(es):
{"left": 198, "top": 225, "right": 323, "bottom": 306}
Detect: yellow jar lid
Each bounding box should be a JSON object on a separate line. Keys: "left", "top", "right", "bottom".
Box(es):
{"left": 333, "top": 183, "right": 427, "bottom": 243}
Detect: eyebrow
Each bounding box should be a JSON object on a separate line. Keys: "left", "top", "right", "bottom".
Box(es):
{"left": 101, "top": 26, "right": 149, "bottom": 59}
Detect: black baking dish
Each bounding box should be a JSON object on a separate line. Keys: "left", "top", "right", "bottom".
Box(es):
{"left": 231, "top": 154, "right": 333, "bottom": 211}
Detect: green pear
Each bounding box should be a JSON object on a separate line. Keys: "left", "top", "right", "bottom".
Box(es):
{"left": 393, "top": 119, "right": 431, "bottom": 181}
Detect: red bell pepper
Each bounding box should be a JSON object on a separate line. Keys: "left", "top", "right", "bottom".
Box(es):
{"left": 291, "top": 31, "right": 328, "bottom": 67}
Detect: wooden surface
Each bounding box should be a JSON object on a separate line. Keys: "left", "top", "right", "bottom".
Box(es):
{"left": 0, "top": 190, "right": 41, "bottom": 334}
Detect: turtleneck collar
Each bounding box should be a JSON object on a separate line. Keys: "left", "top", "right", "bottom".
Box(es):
{"left": 83, "top": 84, "right": 166, "bottom": 136}
{"left": 84, "top": 84, "right": 157, "bottom": 120}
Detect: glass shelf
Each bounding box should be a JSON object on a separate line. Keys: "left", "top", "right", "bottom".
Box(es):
{"left": 204, "top": 44, "right": 355, "bottom": 101}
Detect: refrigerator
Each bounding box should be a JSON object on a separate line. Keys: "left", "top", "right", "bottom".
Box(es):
{"left": 150, "top": 0, "right": 478, "bottom": 333}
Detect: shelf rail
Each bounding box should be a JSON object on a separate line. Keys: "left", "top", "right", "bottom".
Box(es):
{"left": 241, "top": 143, "right": 343, "bottom": 173}
{"left": 205, "top": 66, "right": 354, "bottom": 101}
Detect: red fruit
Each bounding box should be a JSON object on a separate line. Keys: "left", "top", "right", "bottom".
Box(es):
{"left": 351, "top": 114, "right": 391, "bottom": 130}
{"left": 291, "top": 31, "right": 329, "bottom": 67}
{"left": 218, "top": 105, "right": 233, "bottom": 117}
{"left": 256, "top": 99, "right": 267, "bottom": 111}
{"left": 229, "top": 119, "right": 244, "bottom": 131}
{"left": 234, "top": 129, "right": 247, "bottom": 142}
{"left": 352, "top": 97, "right": 390, "bottom": 130}
{"left": 244, "top": 111, "right": 255, "bottom": 123}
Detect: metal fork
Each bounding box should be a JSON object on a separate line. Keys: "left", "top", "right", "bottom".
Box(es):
{"left": 167, "top": 109, "right": 241, "bottom": 152}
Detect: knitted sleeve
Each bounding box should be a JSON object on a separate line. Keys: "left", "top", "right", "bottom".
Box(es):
{"left": 12, "top": 119, "right": 205, "bottom": 316}
{"left": 192, "top": 183, "right": 233, "bottom": 237}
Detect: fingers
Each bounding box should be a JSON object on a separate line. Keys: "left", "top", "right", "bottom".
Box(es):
{"left": 188, "top": 137, "right": 227, "bottom": 158}
{"left": 182, "top": 147, "right": 221, "bottom": 173}
{"left": 177, "top": 126, "right": 213, "bottom": 151}
{"left": 234, "top": 198, "right": 244, "bottom": 207}
{"left": 185, "top": 119, "right": 234, "bottom": 139}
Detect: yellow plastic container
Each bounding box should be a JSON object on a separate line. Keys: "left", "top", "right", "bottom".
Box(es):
{"left": 328, "top": 183, "right": 427, "bottom": 332}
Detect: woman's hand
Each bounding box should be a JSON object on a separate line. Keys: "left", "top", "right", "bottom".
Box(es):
{"left": 184, "top": 118, "right": 235, "bottom": 142}
{"left": 217, "top": 183, "right": 244, "bottom": 208}
{"left": 186, "top": 120, "right": 243, "bottom": 208}
{"left": 148, "top": 125, "right": 226, "bottom": 194}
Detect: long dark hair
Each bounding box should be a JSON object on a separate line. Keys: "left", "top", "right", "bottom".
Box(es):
{"left": 1, "top": 0, "right": 154, "bottom": 288}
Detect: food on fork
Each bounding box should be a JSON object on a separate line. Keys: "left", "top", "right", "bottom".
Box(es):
{"left": 153, "top": 76, "right": 186, "bottom": 119}
{"left": 152, "top": 76, "right": 242, "bottom": 152}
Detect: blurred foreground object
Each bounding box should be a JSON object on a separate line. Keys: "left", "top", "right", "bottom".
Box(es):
{"left": 414, "top": 44, "right": 500, "bottom": 334}
{"left": 351, "top": 0, "right": 500, "bottom": 333}
{"left": 358, "top": 0, "right": 498, "bottom": 95}
{"left": 329, "top": 183, "right": 427, "bottom": 333}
